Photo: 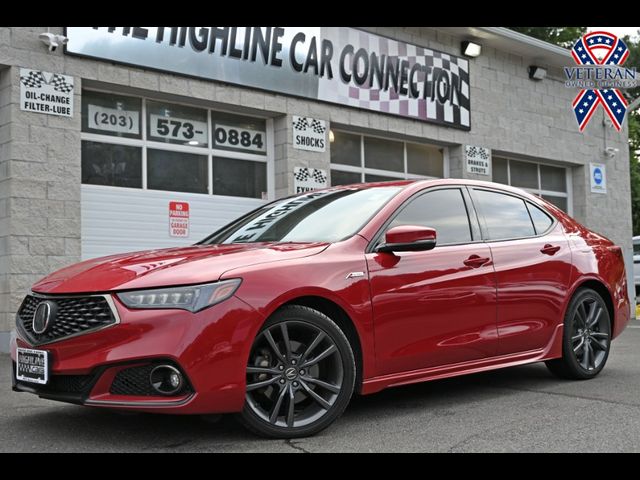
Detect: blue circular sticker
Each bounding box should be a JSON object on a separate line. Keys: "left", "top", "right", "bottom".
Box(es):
{"left": 593, "top": 167, "right": 603, "bottom": 185}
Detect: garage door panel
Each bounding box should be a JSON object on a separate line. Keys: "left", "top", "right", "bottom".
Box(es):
{"left": 81, "top": 185, "right": 264, "bottom": 260}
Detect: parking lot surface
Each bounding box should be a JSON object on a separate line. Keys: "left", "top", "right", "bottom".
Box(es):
{"left": 2, "top": 322, "right": 640, "bottom": 452}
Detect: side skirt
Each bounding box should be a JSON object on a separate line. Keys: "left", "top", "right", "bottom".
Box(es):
{"left": 362, "top": 323, "right": 564, "bottom": 395}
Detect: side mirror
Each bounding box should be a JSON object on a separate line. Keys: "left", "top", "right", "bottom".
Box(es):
{"left": 375, "top": 225, "right": 437, "bottom": 253}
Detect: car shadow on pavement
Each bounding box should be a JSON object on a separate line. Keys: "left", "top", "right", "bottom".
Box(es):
{"left": 7, "top": 362, "right": 567, "bottom": 450}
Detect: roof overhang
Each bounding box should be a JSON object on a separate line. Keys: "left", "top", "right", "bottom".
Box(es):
{"left": 433, "top": 27, "right": 572, "bottom": 68}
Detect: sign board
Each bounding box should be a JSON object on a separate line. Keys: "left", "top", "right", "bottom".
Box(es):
{"left": 19, "top": 68, "right": 74, "bottom": 117}
{"left": 590, "top": 163, "right": 607, "bottom": 194}
{"left": 213, "top": 124, "right": 266, "bottom": 153}
{"left": 88, "top": 104, "right": 139, "bottom": 134}
{"left": 465, "top": 145, "right": 491, "bottom": 176}
{"left": 292, "top": 116, "right": 327, "bottom": 152}
{"left": 149, "top": 114, "right": 207, "bottom": 144}
{"left": 293, "top": 167, "right": 328, "bottom": 193}
{"left": 169, "top": 201, "right": 190, "bottom": 237}
{"left": 65, "top": 27, "right": 471, "bottom": 129}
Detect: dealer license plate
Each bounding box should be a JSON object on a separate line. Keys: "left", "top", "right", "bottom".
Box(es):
{"left": 16, "top": 347, "right": 49, "bottom": 385}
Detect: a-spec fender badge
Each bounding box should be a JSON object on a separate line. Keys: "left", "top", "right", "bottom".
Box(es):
{"left": 346, "top": 271, "right": 365, "bottom": 279}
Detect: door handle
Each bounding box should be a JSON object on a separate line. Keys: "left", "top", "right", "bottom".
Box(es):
{"left": 463, "top": 255, "right": 491, "bottom": 268}
{"left": 540, "top": 244, "right": 561, "bottom": 255}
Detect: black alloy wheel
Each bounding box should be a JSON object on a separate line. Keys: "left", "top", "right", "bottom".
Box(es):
{"left": 240, "top": 305, "right": 355, "bottom": 438}
{"left": 546, "top": 288, "right": 612, "bottom": 380}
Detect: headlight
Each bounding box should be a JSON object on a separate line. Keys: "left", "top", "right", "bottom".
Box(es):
{"left": 116, "top": 279, "right": 241, "bottom": 312}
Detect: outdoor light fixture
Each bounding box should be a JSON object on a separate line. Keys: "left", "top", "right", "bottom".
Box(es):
{"left": 329, "top": 130, "right": 335, "bottom": 143}
{"left": 528, "top": 66, "right": 547, "bottom": 81}
{"left": 38, "top": 32, "right": 68, "bottom": 52}
{"left": 461, "top": 41, "right": 482, "bottom": 58}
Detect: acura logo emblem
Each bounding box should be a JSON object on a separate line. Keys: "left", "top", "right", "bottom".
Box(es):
{"left": 33, "top": 301, "right": 56, "bottom": 335}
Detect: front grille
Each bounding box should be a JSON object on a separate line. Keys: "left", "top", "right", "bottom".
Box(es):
{"left": 110, "top": 364, "right": 191, "bottom": 397}
{"left": 17, "top": 294, "right": 117, "bottom": 345}
{"left": 48, "top": 374, "right": 96, "bottom": 394}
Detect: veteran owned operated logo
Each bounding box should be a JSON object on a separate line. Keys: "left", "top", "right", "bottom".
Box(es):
{"left": 564, "top": 31, "right": 637, "bottom": 131}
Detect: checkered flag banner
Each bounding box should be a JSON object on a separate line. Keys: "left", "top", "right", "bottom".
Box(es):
{"left": 309, "top": 119, "right": 326, "bottom": 134}
{"left": 466, "top": 145, "right": 490, "bottom": 161}
{"left": 312, "top": 169, "right": 327, "bottom": 183}
{"left": 294, "top": 168, "right": 311, "bottom": 182}
{"left": 317, "top": 27, "right": 471, "bottom": 129}
{"left": 51, "top": 74, "right": 74, "bottom": 94}
{"left": 20, "top": 70, "right": 73, "bottom": 94}
{"left": 293, "top": 117, "right": 309, "bottom": 131}
{"left": 293, "top": 168, "right": 327, "bottom": 184}
{"left": 20, "top": 70, "right": 45, "bottom": 88}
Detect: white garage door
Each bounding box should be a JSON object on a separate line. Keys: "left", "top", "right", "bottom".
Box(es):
{"left": 81, "top": 185, "right": 265, "bottom": 260}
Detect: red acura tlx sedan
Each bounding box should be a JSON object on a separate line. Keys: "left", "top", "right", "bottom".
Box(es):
{"left": 11, "top": 179, "right": 630, "bottom": 438}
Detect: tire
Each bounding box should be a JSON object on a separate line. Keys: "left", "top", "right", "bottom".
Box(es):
{"left": 239, "top": 305, "right": 356, "bottom": 439}
{"left": 545, "top": 288, "right": 612, "bottom": 380}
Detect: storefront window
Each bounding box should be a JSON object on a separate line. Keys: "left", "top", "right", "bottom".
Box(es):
{"left": 80, "top": 89, "right": 271, "bottom": 199}
{"left": 147, "top": 101, "right": 209, "bottom": 147}
{"left": 212, "top": 157, "right": 267, "bottom": 199}
{"left": 330, "top": 131, "right": 361, "bottom": 167}
{"left": 82, "top": 91, "right": 142, "bottom": 140}
{"left": 364, "top": 137, "right": 404, "bottom": 172}
{"left": 330, "top": 170, "right": 361, "bottom": 186}
{"left": 81, "top": 141, "right": 142, "bottom": 188}
{"left": 212, "top": 112, "right": 267, "bottom": 156}
{"left": 330, "top": 130, "right": 445, "bottom": 186}
{"left": 540, "top": 165, "right": 567, "bottom": 192}
{"left": 492, "top": 156, "right": 570, "bottom": 213}
{"left": 147, "top": 150, "right": 208, "bottom": 194}
{"left": 407, "top": 143, "right": 444, "bottom": 178}
{"left": 509, "top": 160, "right": 539, "bottom": 189}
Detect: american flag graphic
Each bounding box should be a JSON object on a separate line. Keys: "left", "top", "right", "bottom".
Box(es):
{"left": 571, "top": 32, "right": 629, "bottom": 131}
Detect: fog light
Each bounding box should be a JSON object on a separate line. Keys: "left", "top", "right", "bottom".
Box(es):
{"left": 149, "top": 365, "right": 184, "bottom": 396}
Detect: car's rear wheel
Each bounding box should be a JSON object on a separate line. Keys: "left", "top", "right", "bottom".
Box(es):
{"left": 546, "top": 288, "right": 611, "bottom": 380}
{"left": 239, "top": 305, "right": 356, "bottom": 438}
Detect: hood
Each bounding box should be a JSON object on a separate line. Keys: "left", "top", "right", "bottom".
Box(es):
{"left": 32, "top": 242, "right": 329, "bottom": 294}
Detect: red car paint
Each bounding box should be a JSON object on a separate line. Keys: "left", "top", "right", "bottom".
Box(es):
{"left": 10, "top": 179, "right": 630, "bottom": 413}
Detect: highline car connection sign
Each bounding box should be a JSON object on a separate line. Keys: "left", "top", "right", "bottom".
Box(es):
{"left": 65, "top": 27, "right": 471, "bottom": 129}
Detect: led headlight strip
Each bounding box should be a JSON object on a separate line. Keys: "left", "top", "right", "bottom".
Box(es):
{"left": 117, "top": 279, "right": 242, "bottom": 312}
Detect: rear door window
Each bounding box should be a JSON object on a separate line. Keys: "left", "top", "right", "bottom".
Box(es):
{"left": 472, "top": 189, "right": 535, "bottom": 240}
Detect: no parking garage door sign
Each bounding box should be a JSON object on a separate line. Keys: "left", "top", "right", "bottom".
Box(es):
{"left": 169, "top": 201, "right": 190, "bottom": 237}
{"left": 65, "top": 27, "right": 471, "bottom": 129}
{"left": 19, "top": 68, "right": 74, "bottom": 117}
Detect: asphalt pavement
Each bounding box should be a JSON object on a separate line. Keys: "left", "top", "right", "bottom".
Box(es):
{"left": 2, "top": 321, "right": 640, "bottom": 452}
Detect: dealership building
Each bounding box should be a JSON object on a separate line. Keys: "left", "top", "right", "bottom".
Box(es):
{"left": 0, "top": 27, "right": 633, "bottom": 351}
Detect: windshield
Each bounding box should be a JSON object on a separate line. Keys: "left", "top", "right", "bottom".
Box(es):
{"left": 200, "top": 186, "right": 403, "bottom": 244}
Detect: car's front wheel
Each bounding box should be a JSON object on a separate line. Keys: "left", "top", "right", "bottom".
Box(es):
{"left": 546, "top": 288, "right": 612, "bottom": 380}
{"left": 240, "top": 305, "right": 356, "bottom": 438}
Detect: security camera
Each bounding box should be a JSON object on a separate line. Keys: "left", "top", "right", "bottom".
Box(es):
{"left": 605, "top": 147, "right": 619, "bottom": 158}
{"left": 38, "top": 32, "right": 68, "bottom": 52}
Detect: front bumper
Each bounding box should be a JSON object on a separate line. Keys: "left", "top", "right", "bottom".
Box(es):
{"left": 11, "top": 294, "right": 265, "bottom": 414}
